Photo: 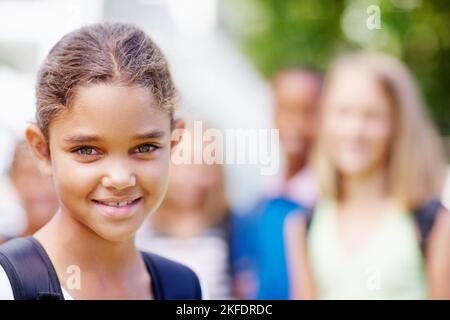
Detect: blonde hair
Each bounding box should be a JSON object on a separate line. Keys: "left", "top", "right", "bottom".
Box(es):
{"left": 313, "top": 52, "right": 446, "bottom": 210}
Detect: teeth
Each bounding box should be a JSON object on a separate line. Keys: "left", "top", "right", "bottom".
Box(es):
{"left": 95, "top": 198, "right": 141, "bottom": 207}
{"left": 103, "top": 200, "right": 132, "bottom": 207}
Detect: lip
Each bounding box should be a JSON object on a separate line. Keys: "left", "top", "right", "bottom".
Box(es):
{"left": 92, "top": 197, "right": 142, "bottom": 219}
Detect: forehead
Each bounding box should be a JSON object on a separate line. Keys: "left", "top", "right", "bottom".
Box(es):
{"left": 331, "top": 66, "right": 378, "bottom": 91}
{"left": 49, "top": 83, "right": 171, "bottom": 140}
{"left": 274, "top": 74, "right": 321, "bottom": 110}
{"left": 326, "top": 68, "right": 388, "bottom": 105}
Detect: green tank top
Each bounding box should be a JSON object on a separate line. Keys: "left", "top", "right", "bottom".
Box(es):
{"left": 308, "top": 199, "right": 428, "bottom": 299}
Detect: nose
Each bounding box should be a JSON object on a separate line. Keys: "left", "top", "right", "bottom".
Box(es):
{"left": 101, "top": 159, "right": 136, "bottom": 190}
{"left": 342, "top": 113, "right": 366, "bottom": 140}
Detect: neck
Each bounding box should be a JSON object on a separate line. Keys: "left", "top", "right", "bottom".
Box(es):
{"left": 340, "top": 168, "right": 388, "bottom": 207}
{"left": 21, "top": 224, "right": 38, "bottom": 238}
{"left": 34, "top": 208, "right": 139, "bottom": 274}
{"left": 285, "top": 152, "right": 307, "bottom": 180}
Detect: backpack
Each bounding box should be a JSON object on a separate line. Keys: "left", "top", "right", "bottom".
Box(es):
{"left": 0, "top": 237, "right": 202, "bottom": 300}
{"left": 305, "top": 198, "right": 444, "bottom": 257}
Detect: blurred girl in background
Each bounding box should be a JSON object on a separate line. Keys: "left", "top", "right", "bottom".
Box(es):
{"left": 286, "top": 52, "right": 450, "bottom": 299}
{"left": 8, "top": 141, "right": 58, "bottom": 237}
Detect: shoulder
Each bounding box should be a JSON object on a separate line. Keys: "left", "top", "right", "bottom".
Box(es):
{"left": 437, "top": 206, "right": 450, "bottom": 223}
{"left": 433, "top": 206, "right": 450, "bottom": 237}
{"left": 426, "top": 206, "right": 450, "bottom": 256}
{"left": 0, "top": 264, "right": 14, "bottom": 300}
{"left": 283, "top": 212, "right": 308, "bottom": 246}
{"left": 284, "top": 200, "right": 320, "bottom": 236}
{"left": 284, "top": 211, "right": 306, "bottom": 230}
{"left": 424, "top": 206, "right": 450, "bottom": 298}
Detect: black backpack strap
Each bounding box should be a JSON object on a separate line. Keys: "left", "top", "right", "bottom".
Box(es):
{"left": 0, "top": 237, "right": 63, "bottom": 300}
{"left": 413, "top": 198, "right": 444, "bottom": 257}
{"left": 141, "top": 251, "right": 202, "bottom": 300}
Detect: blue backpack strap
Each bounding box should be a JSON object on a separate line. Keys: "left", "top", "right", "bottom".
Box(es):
{"left": 0, "top": 237, "right": 63, "bottom": 300}
{"left": 141, "top": 252, "right": 202, "bottom": 300}
{"left": 413, "top": 198, "right": 443, "bottom": 257}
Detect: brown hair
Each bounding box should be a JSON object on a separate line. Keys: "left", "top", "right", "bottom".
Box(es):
{"left": 35, "top": 22, "right": 177, "bottom": 141}
{"left": 313, "top": 52, "right": 446, "bottom": 210}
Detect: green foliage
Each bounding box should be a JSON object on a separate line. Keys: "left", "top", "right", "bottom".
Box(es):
{"left": 222, "top": 0, "right": 450, "bottom": 135}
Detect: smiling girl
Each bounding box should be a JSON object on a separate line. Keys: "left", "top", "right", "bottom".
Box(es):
{"left": 286, "top": 52, "right": 450, "bottom": 299}
{"left": 0, "top": 23, "right": 203, "bottom": 300}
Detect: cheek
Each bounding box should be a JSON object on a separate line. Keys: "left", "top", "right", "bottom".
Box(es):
{"left": 363, "top": 117, "right": 393, "bottom": 156}
{"left": 323, "top": 115, "right": 345, "bottom": 151}
{"left": 137, "top": 152, "right": 171, "bottom": 200}
{"left": 277, "top": 112, "right": 297, "bottom": 130}
{"left": 324, "top": 110, "right": 347, "bottom": 139}
{"left": 51, "top": 153, "right": 100, "bottom": 203}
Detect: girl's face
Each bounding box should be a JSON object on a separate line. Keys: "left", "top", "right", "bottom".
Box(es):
{"left": 322, "top": 68, "right": 394, "bottom": 178}
{"left": 30, "top": 83, "right": 178, "bottom": 242}
{"left": 167, "top": 159, "right": 223, "bottom": 211}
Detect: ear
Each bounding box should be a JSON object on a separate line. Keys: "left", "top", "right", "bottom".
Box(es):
{"left": 25, "top": 124, "right": 52, "bottom": 176}
{"left": 170, "top": 118, "right": 185, "bottom": 151}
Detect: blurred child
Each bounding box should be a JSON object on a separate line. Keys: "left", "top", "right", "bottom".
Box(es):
{"left": 286, "top": 52, "right": 450, "bottom": 299}
{"left": 136, "top": 120, "right": 233, "bottom": 299}
{"left": 0, "top": 23, "right": 202, "bottom": 300}
{"left": 232, "top": 68, "right": 323, "bottom": 299}
{"left": 7, "top": 140, "right": 58, "bottom": 237}
{"left": 269, "top": 69, "right": 322, "bottom": 207}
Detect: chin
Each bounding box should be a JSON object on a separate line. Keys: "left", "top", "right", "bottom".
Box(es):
{"left": 92, "top": 223, "right": 140, "bottom": 242}
{"left": 97, "top": 230, "right": 136, "bottom": 242}
{"left": 284, "top": 143, "right": 305, "bottom": 156}
{"left": 338, "top": 164, "right": 376, "bottom": 177}
{"left": 336, "top": 160, "right": 367, "bottom": 175}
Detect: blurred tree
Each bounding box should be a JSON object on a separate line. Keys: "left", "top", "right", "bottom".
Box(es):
{"left": 221, "top": 0, "right": 450, "bottom": 136}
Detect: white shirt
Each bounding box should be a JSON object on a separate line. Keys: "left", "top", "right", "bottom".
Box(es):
{"left": 0, "top": 265, "right": 73, "bottom": 299}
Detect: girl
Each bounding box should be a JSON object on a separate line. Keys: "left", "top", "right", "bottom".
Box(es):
{"left": 286, "top": 52, "right": 450, "bottom": 299}
{"left": 0, "top": 22, "right": 203, "bottom": 300}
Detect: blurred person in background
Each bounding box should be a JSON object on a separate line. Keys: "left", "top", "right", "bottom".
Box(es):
{"left": 286, "top": 52, "right": 450, "bottom": 299}
{"left": 0, "top": 140, "right": 58, "bottom": 243}
{"left": 136, "top": 120, "right": 233, "bottom": 299}
{"left": 268, "top": 68, "right": 323, "bottom": 207}
{"left": 232, "top": 68, "right": 323, "bottom": 299}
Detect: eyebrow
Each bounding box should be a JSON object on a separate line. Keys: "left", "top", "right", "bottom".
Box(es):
{"left": 63, "top": 134, "right": 101, "bottom": 143}
{"left": 132, "top": 130, "right": 166, "bottom": 140}
{"left": 63, "top": 130, "right": 166, "bottom": 143}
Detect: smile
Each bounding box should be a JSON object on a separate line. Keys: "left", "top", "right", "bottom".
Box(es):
{"left": 92, "top": 197, "right": 142, "bottom": 219}
{"left": 94, "top": 199, "right": 139, "bottom": 207}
